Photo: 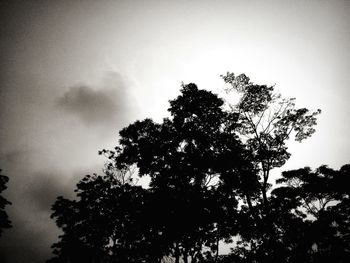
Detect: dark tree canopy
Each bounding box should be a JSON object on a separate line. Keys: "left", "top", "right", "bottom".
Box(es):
{"left": 0, "top": 169, "right": 11, "bottom": 237}
{"left": 48, "top": 74, "right": 349, "bottom": 263}
{"left": 48, "top": 172, "right": 156, "bottom": 263}
{"left": 105, "top": 84, "right": 255, "bottom": 262}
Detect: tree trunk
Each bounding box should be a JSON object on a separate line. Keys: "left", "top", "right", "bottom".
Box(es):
{"left": 245, "top": 192, "right": 255, "bottom": 217}
{"left": 262, "top": 180, "right": 268, "bottom": 208}
{"left": 183, "top": 255, "right": 189, "bottom": 263}
{"left": 261, "top": 167, "right": 270, "bottom": 211}
{"left": 183, "top": 246, "right": 189, "bottom": 263}
{"left": 215, "top": 237, "right": 219, "bottom": 262}
{"left": 175, "top": 242, "right": 180, "bottom": 263}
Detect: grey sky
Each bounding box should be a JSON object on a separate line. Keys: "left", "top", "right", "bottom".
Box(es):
{"left": 0, "top": 0, "right": 349, "bottom": 262}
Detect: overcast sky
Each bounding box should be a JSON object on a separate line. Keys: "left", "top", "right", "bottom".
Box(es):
{"left": 0, "top": 0, "right": 349, "bottom": 262}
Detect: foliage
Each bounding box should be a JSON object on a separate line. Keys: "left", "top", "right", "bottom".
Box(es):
{"left": 105, "top": 83, "right": 255, "bottom": 262}
{"left": 221, "top": 72, "right": 321, "bottom": 206}
{"left": 48, "top": 74, "right": 350, "bottom": 263}
{"left": 0, "top": 169, "right": 11, "bottom": 237}
{"left": 229, "top": 164, "right": 350, "bottom": 262}
{"left": 48, "top": 172, "right": 155, "bottom": 262}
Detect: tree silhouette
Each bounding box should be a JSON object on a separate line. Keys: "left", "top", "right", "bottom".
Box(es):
{"left": 225, "top": 164, "right": 350, "bottom": 263}
{"left": 221, "top": 72, "right": 321, "bottom": 209}
{"left": 0, "top": 169, "right": 11, "bottom": 237}
{"left": 106, "top": 84, "right": 255, "bottom": 262}
{"left": 48, "top": 171, "right": 155, "bottom": 262}
{"left": 48, "top": 74, "right": 350, "bottom": 263}
{"left": 273, "top": 164, "right": 350, "bottom": 262}
{"left": 220, "top": 72, "right": 321, "bottom": 260}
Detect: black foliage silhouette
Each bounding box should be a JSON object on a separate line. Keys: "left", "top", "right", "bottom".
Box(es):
{"left": 48, "top": 74, "right": 349, "bottom": 263}
{"left": 0, "top": 169, "right": 11, "bottom": 237}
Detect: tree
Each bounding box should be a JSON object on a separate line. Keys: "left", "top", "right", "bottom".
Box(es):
{"left": 0, "top": 169, "right": 11, "bottom": 237}
{"left": 221, "top": 72, "right": 321, "bottom": 209}
{"left": 272, "top": 164, "right": 350, "bottom": 262}
{"left": 48, "top": 170, "right": 155, "bottom": 263}
{"left": 220, "top": 73, "right": 321, "bottom": 261}
{"left": 105, "top": 83, "right": 255, "bottom": 262}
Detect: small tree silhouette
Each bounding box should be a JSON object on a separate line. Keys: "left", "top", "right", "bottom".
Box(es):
{"left": 48, "top": 172, "right": 153, "bottom": 262}
{"left": 0, "top": 169, "right": 11, "bottom": 237}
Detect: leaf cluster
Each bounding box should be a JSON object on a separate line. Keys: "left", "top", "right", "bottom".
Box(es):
{"left": 0, "top": 169, "right": 11, "bottom": 237}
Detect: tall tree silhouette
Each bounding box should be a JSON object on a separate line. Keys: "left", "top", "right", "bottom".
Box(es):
{"left": 0, "top": 169, "right": 11, "bottom": 237}
{"left": 221, "top": 72, "right": 321, "bottom": 209}
{"left": 106, "top": 84, "right": 255, "bottom": 262}
{"left": 221, "top": 72, "right": 321, "bottom": 260}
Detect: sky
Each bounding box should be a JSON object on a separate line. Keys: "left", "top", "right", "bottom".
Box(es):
{"left": 0, "top": 0, "right": 349, "bottom": 262}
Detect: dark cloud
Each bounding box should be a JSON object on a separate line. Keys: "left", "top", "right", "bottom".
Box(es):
{"left": 0, "top": 70, "right": 137, "bottom": 263}
{"left": 0, "top": 211, "right": 59, "bottom": 263}
{"left": 58, "top": 85, "right": 118, "bottom": 125}
{"left": 57, "top": 72, "right": 134, "bottom": 128}
{"left": 0, "top": 149, "right": 103, "bottom": 263}
{"left": 26, "top": 172, "right": 73, "bottom": 213}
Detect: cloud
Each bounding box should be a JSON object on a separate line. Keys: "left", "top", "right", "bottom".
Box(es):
{"left": 57, "top": 72, "right": 135, "bottom": 129}
{"left": 0, "top": 71, "right": 136, "bottom": 262}
{"left": 0, "top": 3, "right": 139, "bottom": 262}
{"left": 0, "top": 149, "right": 102, "bottom": 263}
{"left": 58, "top": 85, "right": 117, "bottom": 125}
